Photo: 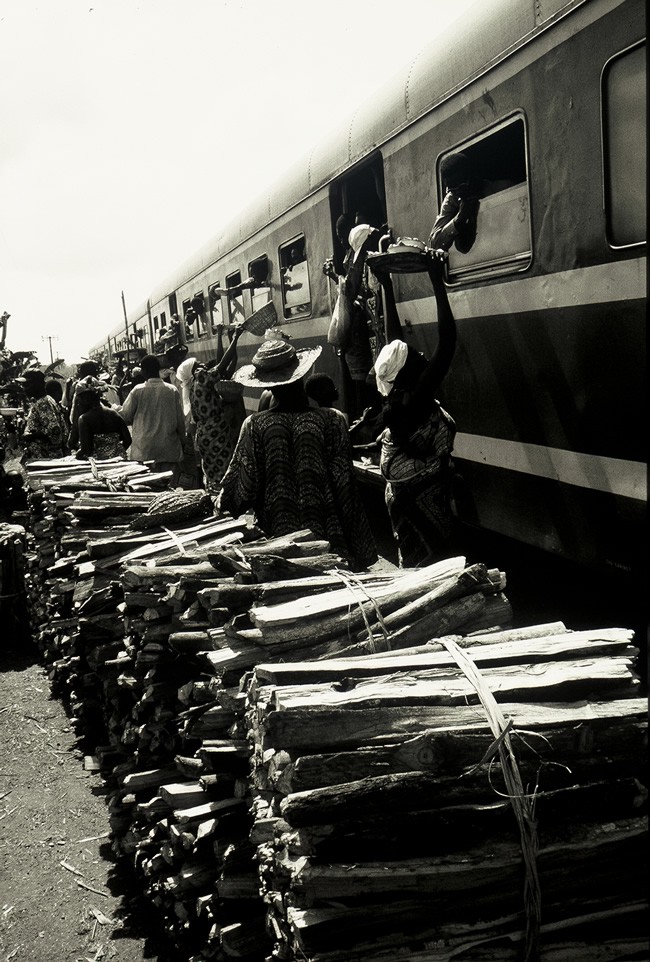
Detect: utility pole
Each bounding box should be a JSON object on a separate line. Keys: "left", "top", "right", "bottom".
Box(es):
{"left": 41, "top": 334, "right": 57, "bottom": 365}
{"left": 121, "top": 291, "right": 129, "bottom": 352}
{"left": 0, "top": 311, "right": 9, "bottom": 350}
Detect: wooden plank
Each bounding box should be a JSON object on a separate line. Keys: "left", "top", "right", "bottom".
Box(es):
{"left": 261, "top": 697, "right": 648, "bottom": 750}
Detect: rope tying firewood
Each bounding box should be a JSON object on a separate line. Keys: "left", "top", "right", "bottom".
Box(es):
{"left": 441, "top": 636, "right": 542, "bottom": 962}
{"left": 329, "top": 567, "right": 390, "bottom": 648}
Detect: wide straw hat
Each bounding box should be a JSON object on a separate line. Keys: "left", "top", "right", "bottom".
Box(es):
{"left": 232, "top": 339, "right": 322, "bottom": 389}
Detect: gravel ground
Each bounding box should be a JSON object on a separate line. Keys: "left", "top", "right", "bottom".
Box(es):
{"left": 0, "top": 642, "right": 161, "bottom": 962}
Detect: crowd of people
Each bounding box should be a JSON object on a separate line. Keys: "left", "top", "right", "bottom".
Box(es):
{"left": 2, "top": 168, "right": 474, "bottom": 567}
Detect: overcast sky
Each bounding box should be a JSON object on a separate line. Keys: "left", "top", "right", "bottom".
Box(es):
{"left": 0, "top": 0, "right": 477, "bottom": 365}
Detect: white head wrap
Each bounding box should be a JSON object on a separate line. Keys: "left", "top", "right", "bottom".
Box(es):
{"left": 348, "top": 224, "right": 374, "bottom": 262}
{"left": 175, "top": 356, "right": 198, "bottom": 418}
{"left": 374, "top": 340, "right": 409, "bottom": 396}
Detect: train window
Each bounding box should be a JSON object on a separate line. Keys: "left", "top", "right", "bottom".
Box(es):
{"left": 190, "top": 292, "right": 209, "bottom": 337}
{"left": 602, "top": 41, "right": 646, "bottom": 248}
{"left": 226, "top": 271, "right": 246, "bottom": 326}
{"left": 279, "top": 235, "right": 312, "bottom": 319}
{"left": 248, "top": 255, "right": 272, "bottom": 312}
{"left": 209, "top": 282, "right": 224, "bottom": 332}
{"left": 153, "top": 316, "right": 159, "bottom": 331}
{"left": 328, "top": 154, "right": 387, "bottom": 272}
{"left": 182, "top": 298, "right": 195, "bottom": 341}
{"left": 436, "top": 115, "right": 531, "bottom": 283}
{"left": 160, "top": 311, "right": 166, "bottom": 326}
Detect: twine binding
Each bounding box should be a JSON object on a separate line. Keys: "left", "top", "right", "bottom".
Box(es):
{"left": 441, "top": 636, "right": 542, "bottom": 962}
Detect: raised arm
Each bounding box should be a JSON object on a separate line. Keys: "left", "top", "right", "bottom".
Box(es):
{"left": 412, "top": 253, "right": 457, "bottom": 404}
{"left": 209, "top": 324, "right": 244, "bottom": 378}
{"left": 379, "top": 272, "right": 404, "bottom": 344}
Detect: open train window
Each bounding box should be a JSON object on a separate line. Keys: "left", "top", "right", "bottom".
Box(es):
{"left": 328, "top": 153, "right": 387, "bottom": 274}
{"left": 437, "top": 114, "right": 531, "bottom": 283}
{"left": 209, "top": 282, "right": 224, "bottom": 331}
{"left": 602, "top": 41, "right": 646, "bottom": 249}
{"left": 181, "top": 298, "right": 194, "bottom": 341}
{"left": 248, "top": 255, "right": 272, "bottom": 312}
{"left": 226, "top": 271, "right": 245, "bottom": 325}
{"left": 279, "top": 235, "right": 311, "bottom": 319}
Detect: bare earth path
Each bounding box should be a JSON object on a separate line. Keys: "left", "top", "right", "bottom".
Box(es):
{"left": 0, "top": 643, "right": 161, "bottom": 962}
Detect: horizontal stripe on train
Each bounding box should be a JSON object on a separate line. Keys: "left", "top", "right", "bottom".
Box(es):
{"left": 454, "top": 433, "right": 646, "bottom": 502}
{"left": 400, "top": 257, "right": 646, "bottom": 319}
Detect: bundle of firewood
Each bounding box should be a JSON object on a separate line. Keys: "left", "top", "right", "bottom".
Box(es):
{"left": 245, "top": 624, "right": 647, "bottom": 961}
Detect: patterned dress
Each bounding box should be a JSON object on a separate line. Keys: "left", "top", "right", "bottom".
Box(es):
{"left": 380, "top": 401, "right": 456, "bottom": 567}
{"left": 219, "top": 407, "right": 377, "bottom": 569}
{"left": 23, "top": 396, "right": 69, "bottom": 462}
{"left": 190, "top": 367, "right": 246, "bottom": 497}
{"left": 86, "top": 433, "right": 127, "bottom": 460}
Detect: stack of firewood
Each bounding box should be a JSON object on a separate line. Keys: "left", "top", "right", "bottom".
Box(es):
{"left": 101, "top": 546, "right": 513, "bottom": 960}
{"left": 23, "top": 457, "right": 643, "bottom": 961}
{"left": 245, "top": 623, "right": 647, "bottom": 961}
{"left": 0, "top": 522, "right": 28, "bottom": 644}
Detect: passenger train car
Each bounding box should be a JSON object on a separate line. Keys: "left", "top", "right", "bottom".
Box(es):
{"left": 89, "top": 0, "right": 646, "bottom": 579}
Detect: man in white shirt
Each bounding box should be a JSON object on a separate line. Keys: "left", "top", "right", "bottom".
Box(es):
{"left": 120, "top": 354, "right": 186, "bottom": 482}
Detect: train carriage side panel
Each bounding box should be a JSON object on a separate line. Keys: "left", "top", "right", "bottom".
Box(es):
{"left": 376, "top": 0, "right": 645, "bottom": 572}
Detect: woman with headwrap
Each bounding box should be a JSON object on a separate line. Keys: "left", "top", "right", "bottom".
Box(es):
{"left": 21, "top": 369, "right": 70, "bottom": 462}
{"left": 70, "top": 377, "right": 131, "bottom": 460}
{"left": 190, "top": 323, "right": 247, "bottom": 498}
{"left": 367, "top": 250, "right": 457, "bottom": 567}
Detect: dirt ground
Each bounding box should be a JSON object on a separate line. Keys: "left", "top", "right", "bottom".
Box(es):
{"left": 0, "top": 640, "right": 164, "bottom": 962}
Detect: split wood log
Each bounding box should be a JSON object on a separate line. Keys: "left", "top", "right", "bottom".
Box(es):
{"left": 260, "top": 696, "right": 648, "bottom": 750}
{"left": 121, "top": 562, "right": 223, "bottom": 588}
{"left": 278, "top": 768, "right": 647, "bottom": 830}
{"left": 285, "top": 900, "right": 647, "bottom": 962}
{"left": 269, "top": 717, "right": 648, "bottom": 793}
{"left": 266, "top": 655, "right": 639, "bottom": 713}
{"left": 253, "top": 628, "right": 637, "bottom": 688}
{"left": 286, "top": 818, "right": 646, "bottom": 906}
{"left": 367, "top": 622, "right": 569, "bottom": 660}
{"left": 159, "top": 783, "right": 208, "bottom": 809}
{"left": 120, "top": 765, "right": 180, "bottom": 792}
{"left": 250, "top": 557, "right": 467, "bottom": 637}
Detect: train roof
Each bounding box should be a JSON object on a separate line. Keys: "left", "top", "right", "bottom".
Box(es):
{"left": 99, "top": 0, "right": 583, "bottom": 339}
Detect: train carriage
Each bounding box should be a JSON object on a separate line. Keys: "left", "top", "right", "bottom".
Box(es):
{"left": 89, "top": 0, "right": 646, "bottom": 577}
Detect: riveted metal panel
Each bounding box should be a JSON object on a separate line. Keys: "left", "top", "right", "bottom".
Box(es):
{"left": 309, "top": 130, "right": 352, "bottom": 190}
{"left": 535, "top": 0, "right": 581, "bottom": 23}
{"left": 348, "top": 74, "right": 410, "bottom": 161}
{"left": 268, "top": 158, "right": 311, "bottom": 221}
{"left": 407, "top": 0, "right": 536, "bottom": 121}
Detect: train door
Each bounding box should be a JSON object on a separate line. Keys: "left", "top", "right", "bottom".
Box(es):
{"left": 326, "top": 153, "right": 387, "bottom": 420}
{"left": 327, "top": 152, "right": 387, "bottom": 271}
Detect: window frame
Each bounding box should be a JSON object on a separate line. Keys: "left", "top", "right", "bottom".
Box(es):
{"left": 226, "top": 270, "right": 245, "bottom": 326}
{"left": 278, "top": 233, "right": 312, "bottom": 320}
{"left": 248, "top": 254, "right": 272, "bottom": 313}
{"left": 436, "top": 111, "right": 533, "bottom": 286}
{"left": 600, "top": 38, "right": 647, "bottom": 251}
{"left": 209, "top": 281, "right": 224, "bottom": 330}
